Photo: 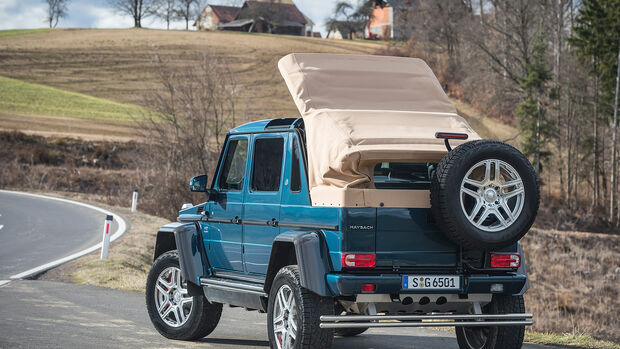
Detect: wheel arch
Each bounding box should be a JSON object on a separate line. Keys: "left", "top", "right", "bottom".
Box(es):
{"left": 155, "top": 222, "right": 210, "bottom": 289}
{"left": 264, "top": 231, "right": 333, "bottom": 297}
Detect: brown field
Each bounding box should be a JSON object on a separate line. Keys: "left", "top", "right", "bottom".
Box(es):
{"left": 0, "top": 113, "right": 140, "bottom": 141}
{"left": 0, "top": 28, "right": 514, "bottom": 140}
{"left": 522, "top": 229, "right": 620, "bottom": 341}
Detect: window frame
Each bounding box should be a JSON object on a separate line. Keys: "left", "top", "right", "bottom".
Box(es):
{"left": 249, "top": 135, "right": 285, "bottom": 193}
{"left": 216, "top": 136, "right": 249, "bottom": 192}
{"left": 290, "top": 136, "right": 303, "bottom": 193}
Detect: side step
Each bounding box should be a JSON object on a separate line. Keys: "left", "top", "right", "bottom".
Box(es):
{"left": 199, "top": 277, "right": 267, "bottom": 297}
{"left": 320, "top": 313, "right": 533, "bottom": 329}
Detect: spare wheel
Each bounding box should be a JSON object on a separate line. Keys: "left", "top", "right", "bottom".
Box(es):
{"left": 430, "top": 140, "right": 539, "bottom": 250}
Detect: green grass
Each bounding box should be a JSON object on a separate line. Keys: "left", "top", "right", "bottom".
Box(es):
{"left": 0, "top": 29, "right": 52, "bottom": 38}
{"left": 0, "top": 75, "right": 143, "bottom": 120}
{"left": 525, "top": 331, "right": 620, "bottom": 349}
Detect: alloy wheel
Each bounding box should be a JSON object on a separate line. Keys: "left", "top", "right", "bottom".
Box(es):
{"left": 272, "top": 284, "right": 298, "bottom": 349}
{"left": 459, "top": 159, "right": 525, "bottom": 232}
{"left": 154, "top": 266, "right": 193, "bottom": 328}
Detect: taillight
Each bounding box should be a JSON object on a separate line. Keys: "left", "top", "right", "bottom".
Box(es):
{"left": 342, "top": 253, "right": 376, "bottom": 268}
{"left": 490, "top": 253, "right": 521, "bottom": 268}
{"left": 361, "top": 283, "right": 376, "bottom": 293}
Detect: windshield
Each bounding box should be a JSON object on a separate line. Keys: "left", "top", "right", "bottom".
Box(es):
{"left": 373, "top": 162, "right": 435, "bottom": 190}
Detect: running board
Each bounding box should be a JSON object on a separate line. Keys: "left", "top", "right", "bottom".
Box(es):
{"left": 199, "top": 277, "right": 267, "bottom": 297}
{"left": 319, "top": 313, "right": 533, "bottom": 329}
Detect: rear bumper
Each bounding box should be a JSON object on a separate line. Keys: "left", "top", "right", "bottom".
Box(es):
{"left": 326, "top": 273, "right": 527, "bottom": 295}
{"left": 320, "top": 313, "right": 533, "bottom": 328}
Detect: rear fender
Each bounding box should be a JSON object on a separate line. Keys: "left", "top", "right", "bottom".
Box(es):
{"left": 265, "top": 231, "right": 332, "bottom": 297}
{"left": 515, "top": 242, "right": 529, "bottom": 295}
{"left": 156, "top": 222, "right": 210, "bottom": 288}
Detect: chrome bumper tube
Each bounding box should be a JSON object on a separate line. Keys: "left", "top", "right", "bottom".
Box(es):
{"left": 319, "top": 313, "right": 533, "bottom": 329}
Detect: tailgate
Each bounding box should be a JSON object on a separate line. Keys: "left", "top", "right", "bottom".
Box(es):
{"left": 375, "top": 208, "right": 458, "bottom": 269}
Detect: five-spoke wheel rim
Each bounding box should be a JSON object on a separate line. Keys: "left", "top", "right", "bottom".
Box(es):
{"left": 154, "top": 266, "right": 193, "bottom": 328}
{"left": 460, "top": 159, "right": 525, "bottom": 232}
{"left": 272, "top": 284, "right": 298, "bottom": 349}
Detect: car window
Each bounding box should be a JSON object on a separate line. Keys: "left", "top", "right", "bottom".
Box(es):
{"left": 373, "top": 162, "right": 435, "bottom": 190}
{"left": 290, "top": 137, "right": 301, "bottom": 192}
{"left": 252, "top": 137, "right": 284, "bottom": 192}
{"left": 218, "top": 139, "right": 248, "bottom": 191}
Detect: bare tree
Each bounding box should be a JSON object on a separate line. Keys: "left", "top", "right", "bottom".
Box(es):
{"left": 108, "top": 0, "right": 155, "bottom": 28}
{"left": 44, "top": 0, "right": 70, "bottom": 28}
{"left": 175, "top": 0, "right": 199, "bottom": 30}
{"left": 611, "top": 42, "right": 620, "bottom": 221}
{"left": 135, "top": 50, "right": 240, "bottom": 218}
{"left": 154, "top": 0, "right": 176, "bottom": 30}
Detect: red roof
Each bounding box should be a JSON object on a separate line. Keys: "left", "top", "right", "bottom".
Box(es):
{"left": 240, "top": 1, "right": 306, "bottom": 25}
{"left": 209, "top": 5, "right": 241, "bottom": 23}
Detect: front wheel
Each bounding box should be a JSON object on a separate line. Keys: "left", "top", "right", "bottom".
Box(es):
{"left": 267, "top": 265, "right": 334, "bottom": 349}
{"left": 146, "top": 250, "right": 222, "bottom": 340}
{"left": 456, "top": 295, "right": 526, "bottom": 349}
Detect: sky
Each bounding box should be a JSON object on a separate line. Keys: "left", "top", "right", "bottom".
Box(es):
{"left": 0, "top": 0, "right": 340, "bottom": 35}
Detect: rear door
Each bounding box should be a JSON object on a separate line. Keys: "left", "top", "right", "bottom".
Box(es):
{"left": 204, "top": 136, "right": 249, "bottom": 272}
{"left": 242, "top": 134, "right": 286, "bottom": 275}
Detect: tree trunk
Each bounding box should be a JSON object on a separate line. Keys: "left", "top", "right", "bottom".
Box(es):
{"left": 612, "top": 42, "right": 620, "bottom": 222}
{"left": 593, "top": 70, "right": 599, "bottom": 208}
{"left": 554, "top": 0, "right": 565, "bottom": 199}
{"left": 535, "top": 94, "right": 541, "bottom": 174}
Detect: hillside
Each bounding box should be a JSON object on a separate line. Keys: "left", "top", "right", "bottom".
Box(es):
{"left": 0, "top": 28, "right": 515, "bottom": 140}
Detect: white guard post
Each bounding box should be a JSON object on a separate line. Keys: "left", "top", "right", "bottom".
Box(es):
{"left": 100, "top": 215, "right": 113, "bottom": 259}
{"left": 131, "top": 189, "right": 138, "bottom": 213}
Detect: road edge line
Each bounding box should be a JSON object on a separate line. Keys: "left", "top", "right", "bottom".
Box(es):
{"left": 0, "top": 190, "right": 128, "bottom": 280}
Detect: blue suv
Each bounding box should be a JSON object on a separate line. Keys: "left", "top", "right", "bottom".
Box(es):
{"left": 145, "top": 54, "right": 539, "bottom": 349}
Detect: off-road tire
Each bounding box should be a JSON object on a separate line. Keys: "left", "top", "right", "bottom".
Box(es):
{"left": 267, "top": 265, "right": 334, "bottom": 349}
{"left": 333, "top": 304, "right": 368, "bottom": 337}
{"left": 456, "top": 295, "right": 526, "bottom": 349}
{"left": 431, "top": 140, "right": 539, "bottom": 249}
{"left": 146, "top": 250, "right": 222, "bottom": 340}
{"left": 334, "top": 327, "right": 368, "bottom": 337}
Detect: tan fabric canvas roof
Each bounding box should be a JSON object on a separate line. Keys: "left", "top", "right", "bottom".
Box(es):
{"left": 278, "top": 53, "right": 480, "bottom": 207}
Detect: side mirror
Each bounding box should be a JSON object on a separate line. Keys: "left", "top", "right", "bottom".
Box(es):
{"left": 189, "top": 175, "right": 208, "bottom": 192}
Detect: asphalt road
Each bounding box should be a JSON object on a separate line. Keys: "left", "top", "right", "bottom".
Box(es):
{"left": 0, "top": 280, "right": 566, "bottom": 349}
{"left": 0, "top": 191, "right": 120, "bottom": 280}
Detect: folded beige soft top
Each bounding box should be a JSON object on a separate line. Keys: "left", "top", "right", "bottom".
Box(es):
{"left": 278, "top": 53, "right": 480, "bottom": 207}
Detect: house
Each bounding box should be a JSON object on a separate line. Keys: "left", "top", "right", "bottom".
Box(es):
{"left": 195, "top": 5, "right": 241, "bottom": 31}
{"left": 367, "top": 0, "right": 417, "bottom": 40}
{"left": 195, "top": 0, "right": 314, "bottom": 37}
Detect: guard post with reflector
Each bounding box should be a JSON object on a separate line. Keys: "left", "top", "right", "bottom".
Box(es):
{"left": 100, "top": 215, "right": 113, "bottom": 259}
{"left": 131, "top": 189, "right": 138, "bottom": 213}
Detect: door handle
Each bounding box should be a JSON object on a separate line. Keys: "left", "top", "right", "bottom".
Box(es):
{"left": 231, "top": 216, "right": 241, "bottom": 224}
{"left": 267, "top": 218, "right": 279, "bottom": 227}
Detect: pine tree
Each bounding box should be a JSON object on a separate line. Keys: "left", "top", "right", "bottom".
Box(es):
{"left": 569, "top": 0, "right": 620, "bottom": 208}
{"left": 516, "top": 34, "right": 552, "bottom": 174}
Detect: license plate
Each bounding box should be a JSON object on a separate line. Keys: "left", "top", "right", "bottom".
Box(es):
{"left": 402, "top": 275, "right": 461, "bottom": 290}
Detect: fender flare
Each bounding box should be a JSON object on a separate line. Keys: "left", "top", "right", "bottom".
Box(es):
{"left": 265, "top": 230, "right": 332, "bottom": 297}
{"left": 515, "top": 242, "right": 530, "bottom": 295}
{"left": 157, "top": 222, "right": 210, "bottom": 287}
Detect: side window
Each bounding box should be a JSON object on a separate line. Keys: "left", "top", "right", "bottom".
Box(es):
{"left": 218, "top": 139, "right": 248, "bottom": 191}
{"left": 290, "top": 137, "right": 301, "bottom": 192}
{"left": 251, "top": 137, "right": 284, "bottom": 192}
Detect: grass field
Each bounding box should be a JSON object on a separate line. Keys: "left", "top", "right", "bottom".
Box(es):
{"left": 0, "top": 75, "right": 142, "bottom": 120}
{"left": 0, "top": 29, "right": 52, "bottom": 38}
{"left": 0, "top": 28, "right": 515, "bottom": 140}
